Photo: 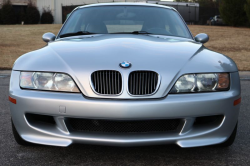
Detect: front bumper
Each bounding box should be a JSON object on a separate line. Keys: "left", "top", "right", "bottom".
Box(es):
{"left": 9, "top": 71, "right": 241, "bottom": 147}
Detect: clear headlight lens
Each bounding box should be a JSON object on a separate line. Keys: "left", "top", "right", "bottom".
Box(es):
{"left": 197, "top": 74, "right": 217, "bottom": 91}
{"left": 170, "top": 73, "right": 230, "bottom": 94}
{"left": 175, "top": 74, "right": 196, "bottom": 92}
{"left": 20, "top": 72, "right": 80, "bottom": 93}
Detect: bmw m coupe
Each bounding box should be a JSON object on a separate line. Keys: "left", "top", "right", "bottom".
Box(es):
{"left": 9, "top": 3, "right": 241, "bottom": 147}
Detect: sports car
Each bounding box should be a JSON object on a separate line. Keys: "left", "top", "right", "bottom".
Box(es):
{"left": 9, "top": 3, "right": 241, "bottom": 147}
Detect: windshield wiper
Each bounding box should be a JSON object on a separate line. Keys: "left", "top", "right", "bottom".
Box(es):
{"left": 110, "top": 31, "right": 152, "bottom": 35}
{"left": 131, "top": 31, "right": 152, "bottom": 34}
{"left": 59, "top": 31, "right": 97, "bottom": 38}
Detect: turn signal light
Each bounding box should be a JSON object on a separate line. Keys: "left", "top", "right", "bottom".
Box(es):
{"left": 217, "top": 73, "right": 230, "bottom": 89}
{"left": 9, "top": 96, "right": 16, "bottom": 104}
{"left": 234, "top": 98, "right": 241, "bottom": 106}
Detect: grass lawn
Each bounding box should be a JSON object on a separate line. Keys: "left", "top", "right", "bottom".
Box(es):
{"left": 0, "top": 24, "right": 250, "bottom": 70}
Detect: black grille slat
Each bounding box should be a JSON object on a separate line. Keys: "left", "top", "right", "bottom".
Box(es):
{"left": 68, "top": 118, "right": 181, "bottom": 133}
{"left": 91, "top": 70, "right": 122, "bottom": 95}
{"left": 130, "top": 72, "right": 133, "bottom": 95}
{"left": 118, "top": 72, "right": 120, "bottom": 94}
{"left": 105, "top": 71, "right": 108, "bottom": 94}
{"left": 141, "top": 72, "right": 146, "bottom": 94}
{"left": 153, "top": 72, "right": 156, "bottom": 89}
{"left": 102, "top": 71, "right": 105, "bottom": 94}
{"left": 96, "top": 72, "right": 99, "bottom": 93}
{"left": 151, "top": 72, "right": 153, "bottom": 93}
{"left": 139, "top": 73, "right": 141, "bottom": 95}
{"left": 128, "top": 71, "right": 158, "bottom": 95}
{"left": 99, "top": 72, "right": 102, "bottom": 94}
{"left": 109, "top": 71, "right": 111, "bottom": 94}
{"left": 136, "top": 72, "right": 139, "bottom": 95}
{"left": 148, "top": 72, "right": 150, "bottom": 94}
{"left": 154, "top": 73, "right": 157, "bottom": 89}
{"left": 93, "top": 72, "right": 97, "bottom": 91}
{"left": 111, "top": 72, "right": 114, "bottom": 94}
{"left": 133, "top": 73, "right": 136, "bottom": 95}
{"left": 114, "top": 73, "right": 117, "bottom": 94}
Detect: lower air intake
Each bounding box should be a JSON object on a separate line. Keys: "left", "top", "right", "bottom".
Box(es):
{"left": 68, "top": 118, "right": 181, "bottom": 133}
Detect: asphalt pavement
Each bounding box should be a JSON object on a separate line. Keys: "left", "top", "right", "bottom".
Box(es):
{"left": 0, "top": 73, "right": 249, "bottom": 166}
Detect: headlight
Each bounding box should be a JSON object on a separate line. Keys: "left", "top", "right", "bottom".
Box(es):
{"left": 20, "top": 72, "right": 80, "bottom": 93}
{"left": 170, "top": 73, "right": 230, "bottom": 94}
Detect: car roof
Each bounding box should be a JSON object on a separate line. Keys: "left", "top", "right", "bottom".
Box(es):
{"left": 77, "top": 3, "right": 175, "bottom": 11}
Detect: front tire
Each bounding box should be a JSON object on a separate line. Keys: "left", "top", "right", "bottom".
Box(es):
{"left": 12, "top": 119, "right": 32, "bottom": 146}
{"left": 218, "top": 122, "right": 238, "bottom": 147}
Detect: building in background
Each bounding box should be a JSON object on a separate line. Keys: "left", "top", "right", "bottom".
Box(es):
{"left": 0, "top": 0, "right": 37, "bottom": 17}
{"left": 0, "top": 0, "right": 199, "bottom": 24}
{"left": 0, "top": 0, "right": 36, "bottom": 7}
{"left": 36, "top": 0, "right": 147, "bottom": 24}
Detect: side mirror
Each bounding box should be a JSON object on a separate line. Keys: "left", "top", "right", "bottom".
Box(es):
{"left": 194, "top": 33, "right": 209, "bottom": 44}
{"left": 42, "top": 32, "right": 56, "bottom": 43}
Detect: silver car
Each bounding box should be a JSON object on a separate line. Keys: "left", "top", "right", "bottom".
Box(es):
{"left": 9, "top": 3, "right": 241, "bottom": 148}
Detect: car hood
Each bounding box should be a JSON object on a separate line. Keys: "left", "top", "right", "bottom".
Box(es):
{"left": 13, "top": 34, "right": 238, "bottom": 99}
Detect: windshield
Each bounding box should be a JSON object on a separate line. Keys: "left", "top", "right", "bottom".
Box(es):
{"left": 59, "top": 5, "right": 192, "bottom": 39}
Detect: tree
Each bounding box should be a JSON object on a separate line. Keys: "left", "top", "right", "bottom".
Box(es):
{"left": 0, "top": 9, "right": 2, "bottom": 24}
{"left": 24, "top": 1, "right": 40, "bottom": 24}
{"left": 16, "top": 8, "right": 26, "bottom": 24}
{"left": 220, "top": 0, "right": 248, "bottom": 26}
{"left": 1, "top": 0, "right": 16, "bottom": 24}
{"left": 245, "top": 0, "right": 250, "bottom": 24}
{"left": 40, "top": 8, "right": 54, "bottom": 24}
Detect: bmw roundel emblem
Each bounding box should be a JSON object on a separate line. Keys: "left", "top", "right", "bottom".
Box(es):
{"left": 119, "top": 61, "right": 131, "bottom": 68}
